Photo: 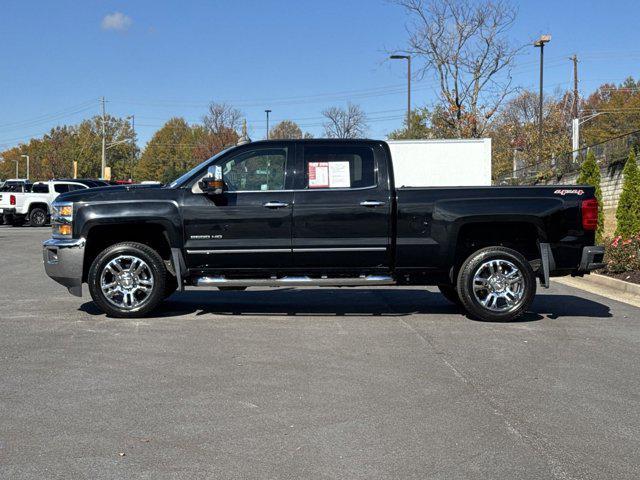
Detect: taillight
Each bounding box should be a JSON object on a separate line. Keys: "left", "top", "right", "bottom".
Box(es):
{"left": 581, "top": 198, "right": 598, "bottom": 231}
{"left": 10, "top": 195, "right": 16, "bottom": 206}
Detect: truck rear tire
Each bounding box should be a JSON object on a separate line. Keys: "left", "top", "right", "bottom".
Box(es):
{"left": 456, "top": 246, "right": 536, "bottom": 322}
{"left": 88, "top": 242, "right": 167, "bottom": 318}
{"left": 437, "top": 284, "right": 462, "bottom": 306}
{"left": 29, "top": 207, "right": 47, "bottom": 227}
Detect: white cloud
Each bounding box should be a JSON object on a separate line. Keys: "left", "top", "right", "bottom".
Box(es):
{"left": 101, "top": 12, "right": 133, "bottom": 32}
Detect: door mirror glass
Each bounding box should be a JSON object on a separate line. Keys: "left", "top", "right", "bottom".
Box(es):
{"left": 199, "top": 165, "right": 224, "bottom": 195}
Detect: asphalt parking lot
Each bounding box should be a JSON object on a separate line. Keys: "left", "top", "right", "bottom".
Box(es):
{"left": 1, "top": 226, "right": 639, "bottom": 479}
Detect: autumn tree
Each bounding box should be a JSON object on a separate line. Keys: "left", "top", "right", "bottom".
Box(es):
{"left": 580, "top": 78, "right": 640, "bottom": 147}
{"left": 489, "top": 89, "right": 572, "bottom": 178}
{"left": 0, "top": 115, "right": 136, "bottom": 181}
{"left": 322, "top": 103, "right": 368, "bottom": 138}
{"left": 394, "top": 0, "right": 522, "bottom": 138}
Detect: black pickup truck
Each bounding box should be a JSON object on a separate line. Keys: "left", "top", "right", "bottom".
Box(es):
{"left": 43, "top": 139, "right": 604, "bottom": 321}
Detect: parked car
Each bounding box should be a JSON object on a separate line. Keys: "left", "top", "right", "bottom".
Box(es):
{"left": 0, "top": 179, "right": 32, "bottom": 224}
{"left": 0, "top": 179, "right": 32, "bottom": 192}
{"left": 1, "top": 180, "right": 88, "bottom": 227}
{"left": 43, "top": 139, "right": 604, "bottom": 321}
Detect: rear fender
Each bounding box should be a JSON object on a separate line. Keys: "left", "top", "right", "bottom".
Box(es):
{"left": 434, "top": 197, "right": 562, "bottom": 266}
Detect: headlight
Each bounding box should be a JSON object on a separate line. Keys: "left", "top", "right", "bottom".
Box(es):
{"left": 51, "top": 201, "right": 73, "bottom": 238}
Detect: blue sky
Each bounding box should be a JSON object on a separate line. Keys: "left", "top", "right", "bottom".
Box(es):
{"left": 1, "top": 0, "right": 639, "bottom": 148}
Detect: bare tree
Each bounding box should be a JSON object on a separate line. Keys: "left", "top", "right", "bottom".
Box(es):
{"left": 395, "top": 0, "right": 522, "bottom": 137}
{"left": 202, "top": 102, "right": 242, "bottom": 135}
{"left": 322, "top": 103, "right": 368, "bottom": 138}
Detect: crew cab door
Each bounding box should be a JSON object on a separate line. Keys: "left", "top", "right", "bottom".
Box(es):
{"left": 291, "top": 142, "right": 392, "bottom": 271}
{"left": 182, "top": 143, "right": 295, "bottom": 271}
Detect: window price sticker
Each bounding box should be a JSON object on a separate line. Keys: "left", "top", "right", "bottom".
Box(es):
{"left": 308, "top": 161, "right": 350, "bottom": 188}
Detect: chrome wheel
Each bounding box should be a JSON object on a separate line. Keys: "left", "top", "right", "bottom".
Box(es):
{"left": 30, "top": 209, "right": 46, "bottom": 226}
{"left": 100, "top": 255, "right": 155, "bottom": 310}
{"left": 472, "top": 259, "right": 525, "bottom": 313}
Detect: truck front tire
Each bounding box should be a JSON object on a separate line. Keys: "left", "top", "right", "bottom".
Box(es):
{"left": 456, "top": 246, "right": 536, "bottom": 322}
{"left": 88, "top": 242, "right": 167, "bottom": 318}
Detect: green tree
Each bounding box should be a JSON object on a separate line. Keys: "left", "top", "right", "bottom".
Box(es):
{"left": 578, "top": 150, "right": 604, "bottom": 243}
{"left": 388, "top": 108, "right": 434, "bottom": 139}
{"left": 269, "top": 120, "right": 312, "bottom": 140}
{"left": 615, "top": 148, "right": 640, "bottom": 238}
{"left": 135, "top": 118, "right": 201, "bottom": 182}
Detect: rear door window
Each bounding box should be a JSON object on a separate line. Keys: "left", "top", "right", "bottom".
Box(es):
{"left": 54, "top": 184, "right": 70, "bottom": 194}
{"left": 32, "top": 183, "right": 50, "bottom": 193}
{"left": 304, "top": 146, "right": 376, "bottom": 189}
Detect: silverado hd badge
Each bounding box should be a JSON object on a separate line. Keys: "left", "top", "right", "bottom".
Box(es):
{"left": 190, "top": 234, "right": 223, "bottom": 240}
{"left": 554, "top": 189, "right": 584, "bottom": 196}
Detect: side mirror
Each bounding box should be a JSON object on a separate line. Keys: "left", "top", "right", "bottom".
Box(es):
{"left": 199, "top": 165, "right": 224, "bottom": 195}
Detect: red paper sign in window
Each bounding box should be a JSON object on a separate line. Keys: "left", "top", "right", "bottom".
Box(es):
{"left": 308, "top": 162, "right": 329, "bottom": 188}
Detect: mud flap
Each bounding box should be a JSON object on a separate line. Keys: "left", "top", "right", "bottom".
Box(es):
{"left": 539, "top": 242, "right": 555, "bottom": 289}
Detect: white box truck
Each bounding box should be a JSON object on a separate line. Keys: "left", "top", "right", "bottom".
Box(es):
{"left": 387, "top": 138, "right": 492, "bottom": 187}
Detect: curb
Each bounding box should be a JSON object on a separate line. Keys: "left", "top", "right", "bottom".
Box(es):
{"left": 581, "top": 273, "right": 640, "bottom": 296}
{"left": 554, "top": 273, "right": 640, "bottom": 308}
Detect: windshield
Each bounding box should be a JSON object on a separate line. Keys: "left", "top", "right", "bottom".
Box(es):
{"left": 167, "top": 147, "right": 234, "bottom": 189}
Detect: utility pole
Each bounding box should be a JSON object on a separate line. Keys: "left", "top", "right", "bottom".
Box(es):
{"left": 534, "top": 35, "right": 551, "bottom": 163}
{"left": 101, "top": 97, "right": 106, "bottom": 179}
{"left": 570, "top": 55, "right": 580, "bottom": 161}
{"left": 265, "top": 109, "right": 272, "bottom": 139}
{"left": 127, "top": 115, "right": 135, "bottom": 181}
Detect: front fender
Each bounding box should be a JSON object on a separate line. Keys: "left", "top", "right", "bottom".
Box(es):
{"left": 75, "top": 200, "right": 183, "bottom": 248}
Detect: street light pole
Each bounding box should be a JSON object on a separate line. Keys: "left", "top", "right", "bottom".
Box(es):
{"left": 265, "top": 109, "right": 272, "bottom": 139}
{"left": 534, "top": 35, "right": 551, "bottom": 163}
{"left": 390, "top": 55, "right": 411, "bottom": 133}
{"left": 101, "top": 96, "right": 107, "bottom": 179}
{"left": 20, "top": 154, "right": 29, "bottom": 180}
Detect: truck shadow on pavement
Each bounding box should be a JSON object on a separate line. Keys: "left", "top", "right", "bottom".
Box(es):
{"left": 79, "top": 288, "right": 612, "bottom": 321}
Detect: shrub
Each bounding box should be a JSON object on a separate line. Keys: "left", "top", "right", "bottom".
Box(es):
{"left": 578, "top": 150, "right": 604, "bottom": 243}
{"left": 615, "top": 148, "right": 640, "bottom": 238}
{"left": 603, "top": 235, "right": 640, "bottom": 274}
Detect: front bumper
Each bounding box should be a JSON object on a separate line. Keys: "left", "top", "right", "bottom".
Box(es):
{"left": 578, "top": 245, "right": 605, "bottom": 272}
{"left": 42, "top": 238, "right": 85, "bottom": 297}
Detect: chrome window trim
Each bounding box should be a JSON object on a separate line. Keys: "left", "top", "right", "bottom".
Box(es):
{"left": 220, "top": 184, "right": 379, "bottom": 194}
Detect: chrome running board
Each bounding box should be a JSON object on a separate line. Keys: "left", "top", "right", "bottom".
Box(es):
{"left": 196, "top": 275, "right": 394, "bottom": 288}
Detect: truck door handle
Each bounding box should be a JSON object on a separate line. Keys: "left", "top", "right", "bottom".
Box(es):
{"left": 262, "top": 201, "right": 289, "bottom": 208}
{"left": 360, "top": 200, "right": 386, "bottom": 207}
